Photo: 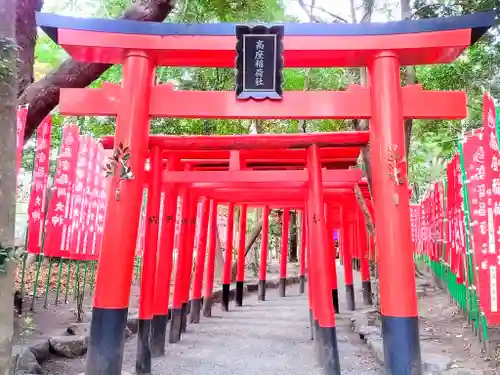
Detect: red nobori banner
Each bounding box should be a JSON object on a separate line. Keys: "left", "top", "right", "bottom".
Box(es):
{"left": 474, "top": 93, "right": 500, "bottom": 324}
{"left": 447, "top": 155, "right": 466, "bottom": 284}
{"left": 430, "top": 181, "right": 445, "bottom": 262}
{"left": 410, "top": 204, "right": 419, "bottom": 253}
{"left": 84, "top": 141, "right": 101, "bottom": 260}
{"left": 461, "top": 130, "right": 486, "bottom": 290}
{"left": 68, "top": 135, "right": 93, "bottom": 260}
{"left": 430, "top": 184, "right": 436, "bottom": 260}
{"left": 445, "top": 159, "right": 454, "bottom": 267}
{"left": 16, "top": 106, "right": 28, "bottom": 174}
{"left": 26, "top": 115, "right": 52, "bottom": 254}
{"left": 456, "top": 154, "right": 467, "bottom": 285}
{"left": 44, "top": 125, "right": 80, "bottom": 257}
{"left": 82, "top": 139, "right": 99, "bottom": 260}
{"left": 136, "top": 188, "right": 148, "bottom": 257}
{"left": 93, "top": 146, "right": 109, "bottom": 260}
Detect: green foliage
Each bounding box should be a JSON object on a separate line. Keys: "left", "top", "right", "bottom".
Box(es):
{"left": 35, "top": 35, "right": 68, "bottom": 69}
{"left": 407, "top": 0, "right": 500, "bottom": 195}
{"left": 30, "top": 0, "right": 500, "bottom": 203}
{"left": 177, "top": 0, "right": 285, "bottom": 22}
{"left": 34, "top": 0, "right": 292, "bottom": 141}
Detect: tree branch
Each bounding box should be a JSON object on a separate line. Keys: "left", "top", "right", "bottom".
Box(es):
{"left": 16, "top": 0, "right": 44, "bottom": 96}
{"left": 315, "top": 6, "right": 349, "bottom": 23}
{"left": 350, "top": 0, "right": 374, "bottom": 188}
{"left": 411, "top": 3, "right": 459, "bottom": 20}
{"left": 354, "top": 184, "right": 374, "bottom": 236}
{"left": 360, "top": 0, "right": 374, "bottom": 23}
{"left": 297, "top": 0, "right": 348, "bottom": 24}
{"left": 297, "top": 0, "right": 319, "bottom": 22}
{"left": 18, "top": 0, "right": 178, "bottom": 142}
{"left": 401, "top": 0, "right": 417, "bottom": 160}
{"left": 298, "top": 68, "right": 313, "bottom": 133}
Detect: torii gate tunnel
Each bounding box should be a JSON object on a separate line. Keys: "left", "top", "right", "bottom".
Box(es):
{"left": 37, "top": 10, "right": 494, "bottom": 375}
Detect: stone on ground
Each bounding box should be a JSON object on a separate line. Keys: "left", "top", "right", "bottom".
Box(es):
{"left": 12, "top": 347, "right": 43, "bottom": 374}
{"left": 49, "top": 336, "right": 88, "bottom": 358}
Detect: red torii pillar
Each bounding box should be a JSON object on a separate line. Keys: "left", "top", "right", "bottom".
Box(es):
{"left": 279, "top": 208, "right": 290, "bottom": 297}
{"left": 202, "top": 199, "right": 219, "bottom": 317}
{"left": 235, "top": 204, "right": 248, "bottom": 306}
{"left": 221, "top": 202, "right": 235, "bottom": 311}
{"left": 357, "top": 203, "right": 373, "bottom": 305}
{"left": 190, "top": 197, "right": 210, "bottom": 322}
{"left": 136, "top": 146, "right": 162, "bottom": 374}
{"left": 326, "top": 204, "right": 340, "bottom": 313}
{"left": 370, "top": 52, "right": 420, "bottom": 374}
{"left": 299, "top": 209, "right": 307, "bottom": 294}
{"left": 340, "top": 204, "right": 355, "bottom": 311}
{"left": 307, "top": 145, "right": 341, "bottom": 373}
{"left": 258, "top": 206, "right": 270, "bottom": 301}
{"left": 180, "top": 194, "right": 198, "bottom": 333}
{"left": 150, "top": 158, "right": 178, "bottom": 357}
{"left": 169, "top": 187, "right": 191, "bottom": 343}
{"left": 85, "top": 52, "right": 154, "bottom": 375}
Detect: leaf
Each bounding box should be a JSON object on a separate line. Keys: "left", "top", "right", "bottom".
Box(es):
{"left": 122, "top": 153, "right": 131, "bottom": 161}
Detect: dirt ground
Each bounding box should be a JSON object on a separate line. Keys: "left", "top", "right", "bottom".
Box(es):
{"left": 14, "top": 259, "right": 299, "bottom": 347}
{"left": 415, "top": 267, "right": 498, "bottom": 374}
{"left": 42, "top": 262, "right": 383, "bottom": 375}
{"left": 17, "top": 260, "right": 500, "bottom": 375}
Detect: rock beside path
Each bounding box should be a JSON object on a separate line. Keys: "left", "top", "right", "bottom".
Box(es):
{"left": 49, "top": 336, "right": 88, "bottom": 358}
{"left": 350, "top": 309, "right": 480, "bottom": 375}
{"left": 28, "top": 340, "right": 51, "bottom": 363}
{"left": 11, "top": 347, "right": 43, "bottom": 374}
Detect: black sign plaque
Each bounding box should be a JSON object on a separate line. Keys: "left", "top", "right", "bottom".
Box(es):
{"left": 235, "top": 25, "right": 284, "bottom": 100}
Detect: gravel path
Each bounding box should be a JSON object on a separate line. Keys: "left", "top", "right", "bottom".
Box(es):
{"left": 44, "top": 262, "right": 382, "bottom": 374}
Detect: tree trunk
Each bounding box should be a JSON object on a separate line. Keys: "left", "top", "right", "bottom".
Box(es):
{"left": 230, "top": 221, "right": 263, "bottom": 281}
{"left": 289, "top": 211, "right": 298, "bottom": 262}
{"left": 214, "top": 227, "right": 224, "bottom": 281}
{"left": 401, "top": 0, "right": 416, "bottom": 158}
{"left": 249, "top": 119, "right": 263, "bottom": 134}
{"left": 349, "top": 0, "right": 374, "bottom": 188}
{"left": 401, "top": 0, "right": 421, "bottom": 280}
{"left": 247, "top": 208, "right": 261, "bottom": 276}
{"left": 297, "top": 69, "right": 312, "bottom": 133}
{"left": 15, "top": 0, "right": 43, "bottom": 96}
{"left": 0, "top": 0, "right": 19, "bottom": 371}
{"left": 354, "top": 185, "right": 374, "bottom": 237}
{"left": 244, "top": 221, "right": 263, "bottom": 257}
{"left": 18, "top": 0, "right": 178, "bottom": 142}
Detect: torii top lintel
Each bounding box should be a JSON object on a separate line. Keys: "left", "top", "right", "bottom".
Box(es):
{"left": 101, "top": 132, "right": 369, "bottom": 151}
{"left": 36, "top": 12, "right": 494, "bottom": 68}
{"left": 101, "top": 134, "right": 365, "bottom": 170}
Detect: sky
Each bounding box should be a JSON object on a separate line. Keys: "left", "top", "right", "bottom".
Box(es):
{"left": 43, "top": 0, "right": 400, "bottom": 23}
{"left": 285, "top": 0, "right": 400, "bottom": 23}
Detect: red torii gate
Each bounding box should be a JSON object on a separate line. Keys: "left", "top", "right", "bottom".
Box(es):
{"left": 101, "top": 135, "right": 365, "bottom": 300}
{"left": 103, "top": 131, "right": 368, "bottom": 368}
{"left": 36, "top": 10, "right": 495, "bottom": 375}
{"left": 103, "top": 134, "right": 369, "bottom": 357}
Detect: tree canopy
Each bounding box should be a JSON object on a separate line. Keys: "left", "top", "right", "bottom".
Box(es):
{"left": 15, "top": 0, "right": 500, "bottom": 199}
